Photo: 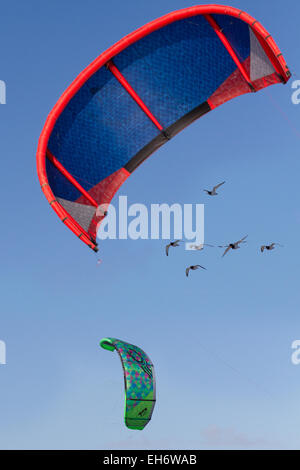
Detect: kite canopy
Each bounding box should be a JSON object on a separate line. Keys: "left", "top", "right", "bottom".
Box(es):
{"left": 37, "top": 5, "right": 290, "bottom": 252}
{"left": 100, "top": 337, "right": 156, "bottom": 430}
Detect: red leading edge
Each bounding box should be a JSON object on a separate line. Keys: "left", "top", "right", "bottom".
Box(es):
{"left": 37, "top": 5, "right": 290, "bottom": 252}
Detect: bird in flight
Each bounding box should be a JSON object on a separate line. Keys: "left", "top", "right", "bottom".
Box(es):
{"left": 189, "top": 243, "right": 215, "bottom": 250}
{"left": 165, "top": 240, "right": 181, "bottom": 256}
{"left": 204, "top": 181, "right": 225, "bottom": 196}
{"left": 186, "top": 265, "right": 206, "bottom": 277}
{"left": 219, "top": 235, "right": 248, "bottom": 257}
{"left": 260, "top": 243, "right": 283, "bottom": 253}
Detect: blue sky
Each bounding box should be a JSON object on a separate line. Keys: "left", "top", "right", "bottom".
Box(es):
{"left": 0, "top": 0, "right": 300, "bottom": 450}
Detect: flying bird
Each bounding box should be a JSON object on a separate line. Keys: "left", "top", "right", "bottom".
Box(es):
{"left": 260, "top": 243, "right": 283, "bottom": 253}
{"left": 189, "top": 243, "right": 215, "bottom": 250}
{"left": 165, "top": 240, "right": 181, "bottom": 256}
{"left": 204, "top": 181, "right": 225, "bottom": 196}
{"left": 219, "top": 235, "right": 248, "bottom": 257}
{"left": 186, "top": 265, "right": 206, "bottom": 277}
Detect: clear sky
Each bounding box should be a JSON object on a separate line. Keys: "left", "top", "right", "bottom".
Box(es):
{"left": 0, "top": 0, "right": 299, "bottom": 450}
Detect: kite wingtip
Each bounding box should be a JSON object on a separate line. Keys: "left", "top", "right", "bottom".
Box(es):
{"left": 100, "top": 338, "right": 115, "bottom": 352}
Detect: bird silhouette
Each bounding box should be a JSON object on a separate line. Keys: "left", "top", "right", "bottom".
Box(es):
{"left": 260, "top": 242, "right": 283, "bottom": 253}
{"left": 204, "top": 181, "right": 225, "bottom": 196}
{"left": 186, "top": 265, "right": 206, "bottom": 277}
{"left": 219, "top": 235, "right": 248, "bottom": 257}
{"left": 165, "top": 240, "right": 181, "bottom": 256}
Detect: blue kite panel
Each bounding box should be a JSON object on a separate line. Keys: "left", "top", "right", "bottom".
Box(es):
{"left": 212, "top": 14, "right": 250, "bottom": 63}
{"left": 48, "top": 67, "right": 160, "bottom": 200}
{"left": 114, "top": 15, "right": 239, "bottom": 129}
{"left": 47, "top": 14, "right": 251, "bottom": 202}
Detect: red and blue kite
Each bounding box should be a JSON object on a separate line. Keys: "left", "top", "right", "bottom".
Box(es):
{"left": 37, "top": 5, "right": 290, "bottom": 252}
